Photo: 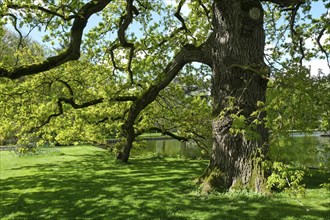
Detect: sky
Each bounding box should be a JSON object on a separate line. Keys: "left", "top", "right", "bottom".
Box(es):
{"left": 5, "top": 0, "right": 329, "bottom": 76}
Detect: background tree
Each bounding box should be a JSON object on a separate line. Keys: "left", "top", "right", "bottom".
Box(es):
{"left": 0, "top": 28, "right": 46, "bottom": 145}
{"left": 266, "top": 68, "right": 330, "bottom": 139}
{"left": 0, "top": 0, "right": 329, "bottom": 192}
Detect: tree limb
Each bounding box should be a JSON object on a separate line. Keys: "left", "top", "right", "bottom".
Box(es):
{"left": 117, "top": 0, "right": 138, "bottom": 84}
{"left": 174, "top": 0, "right": 189, "bottom": 32}
{"left": 123, "top": 41, "right": 212, "bottom": 133}
{"left": 156, "top": 0, "right": 190, "bottom": 48}
{"left": 112, "top": 96, "right": 138, "bottom": 102}
{"left": 288, "top": 2, "right": 305, "bottom": 67}
{"left": 33, "top": 99, "right": 64, "bottom": 130}
{"left": 0, "top": 0, "right": 111, "bottom": 79}
{"left": 192, "top": 137, "right": 210, "bottom": 155}
{"left": 138, "top": 127, "right": 189, "bottom": 142}
{"left": 108, "top": 42, "right": 125, "bottom": 74}
{"left": 95, "top": 114, "right": 125, "bottom": 125}
{"left": 316, "top": 26, "right": 330, "bottom": 69}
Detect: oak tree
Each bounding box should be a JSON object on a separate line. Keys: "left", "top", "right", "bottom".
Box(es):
{"left": 0, "top": 0, "right": 329, "bottom": 191}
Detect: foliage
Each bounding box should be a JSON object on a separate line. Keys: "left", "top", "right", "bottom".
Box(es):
{"left": 263, "top": 0, "right": 330, "bottom": 71}
{"left": 14, "top": 146, "right": 34, "bottom": 155}
{"left": 217, "top": 96, "right": 265, "bottom": 141}
{"left": 0, "top": 28, "right": 46, "bottom": 66}
{"left": 0, "top": 59, "right": 211, "bottom": 148}
{"left": 266, "top": 67, "right": 330, "bottom": 137}
{"left": 262, "top": 0, "right": 330, "bottom": 144}
{"left": 264, "top": 161, "right": 306, "bottom": 198}
{"left": 319, "top": 180, "right": 330, "bottom": 190}
{"left": 0, "top": 1, "right": 328, "bottom": 148}
{"left": 0, "top": 29, "right": 47, "bottom": 145}
{"left": 0, "top": 2, "right": 213, "bottom": 150}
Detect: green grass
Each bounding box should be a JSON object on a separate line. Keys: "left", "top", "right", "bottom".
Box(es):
{"left": 1, "top": 145, "right": 329, "bottom": 220}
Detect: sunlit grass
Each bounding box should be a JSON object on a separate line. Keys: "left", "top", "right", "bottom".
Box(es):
{"left": 1, "top": 145, "right": 329, "bottom": 219}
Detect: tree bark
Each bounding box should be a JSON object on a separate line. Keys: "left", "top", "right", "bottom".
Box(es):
{"left": 116, "top": 124, "right": 135, "bottom": 163}
{"left": 200, "top": 0, "right": 269, "bottom": 192}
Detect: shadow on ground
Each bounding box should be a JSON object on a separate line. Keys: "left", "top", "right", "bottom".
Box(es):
{"left": 1, "top": 148, "right": 329, "bottom": 220}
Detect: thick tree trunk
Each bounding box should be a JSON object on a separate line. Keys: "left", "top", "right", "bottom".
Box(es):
{"left": 200, "top": 0, "right": 269, "bottom": 192}
{"left": 116, "top": 124, "right": 135, "bottom": 163}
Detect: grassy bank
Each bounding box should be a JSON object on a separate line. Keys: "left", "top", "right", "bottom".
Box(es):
{"left": 0, "top": 145, "right": 329, "bottom": 219}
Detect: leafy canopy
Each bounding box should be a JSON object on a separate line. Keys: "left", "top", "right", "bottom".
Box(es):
{"left": 0, "top": 0, "right": 329, "bottom": 152}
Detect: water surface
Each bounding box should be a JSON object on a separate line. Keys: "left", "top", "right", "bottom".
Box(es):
{"left": 133, "top": 133, "right": 330, "bottom": 168}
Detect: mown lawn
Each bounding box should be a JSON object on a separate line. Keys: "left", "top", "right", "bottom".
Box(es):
{"left": 0, "top": 145, "right": 329, "bottom": 219}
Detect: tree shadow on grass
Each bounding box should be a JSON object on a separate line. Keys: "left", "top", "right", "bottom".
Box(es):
{"left": 302, "top": 168, "right": 330, "bottom": 189}
{"left": 1, "top": 149, "right": 329, "bottom": 220}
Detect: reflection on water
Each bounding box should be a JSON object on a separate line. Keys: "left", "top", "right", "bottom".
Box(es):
{"left": 134, "top": 139, "right": 204, "bottom": 159}
{"left": 269, "top": 133, "right": 330, "bottom": 168}
{"left": 133, "top": 133, "right": 330, "bottom": 168}
{"left": 153, "top": 140, "right": 205, "bottom": 158}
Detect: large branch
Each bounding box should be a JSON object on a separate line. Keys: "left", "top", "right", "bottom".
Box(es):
{"left": 0, "top": 0, "right": 111, "bottom": 79}
{"left": 117, "top": 0, "right": 138, "bottom": 84}
{"left": 288, "top": 2, "right": 305, "bottom": 66}
{"left": 123, "top": 41, "right": 212, "bottom": 132}
{"left": 174, "top": 0, "right": 189, "bottom": 32}
{"left": 136, "top": 127, "right": 189, "bottom": 142}
{"left": 33, "top": 97, "right": 103, "bottom": 130}
{"left": 316, "top": 26, "right": 330, "bottom": 69}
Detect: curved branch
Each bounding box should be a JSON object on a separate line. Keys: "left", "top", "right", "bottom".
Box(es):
{"left": 118, "top": 0, "right": 137, "bottom": 47}
{"left": 123, "top": 42, "right": 212, "bottom": 133}
{"left": 137, "top": 127, "right": 189, "bottom": 142}
{"left": 57, "top": 79, "right": 74, "bottom": 97}
{"left": 60, "top": 95, "right": 137, "bottom": 109}
{"left": 109, "top": 43, "right": 125, "bottom": 74}
{"left": 4, "top": 14, "right": 23, "bottom": 50}
{"left": 3, "top": 13, "right": 24, "bottom": 65}
{"left": 316, "top": 26, "right": 330, "bottom": 69}
{"left": 95, "top": 114, "right": 125, "bottom": 125}
{"left": 117, "top": 0, "right": 138, "bottom": 84}
{"left": 33, "top": 99, "right": 64, "bottom": 130}
{"left": 117, "top": 40, "right": 213, "bottom": 159}
{"left": 60, "top": 97, "right": 104, "bottom": 109}
{"left": 1, "top": 0, "right": 111, "bottom": 79}
{"left": 289, "top": 2, "right": 305, "bottom": 67}
{"left": 112, "top": 95, "right": 138, "bottom": 102}
{"left": 32, "top": 96, "right": 103, "bottom": 131}
{"left": 174, "top": 0, "right": 188, "bottom": 32}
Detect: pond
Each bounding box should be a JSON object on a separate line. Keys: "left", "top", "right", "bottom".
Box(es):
{"left": 132, "top": 132, "right": 330, "bottom": 169}
{"left": 133, "top": 138, "right": 205, "bottom": 159}
{"left": 269, "top": 131, "right": 330, "bottom": 168}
